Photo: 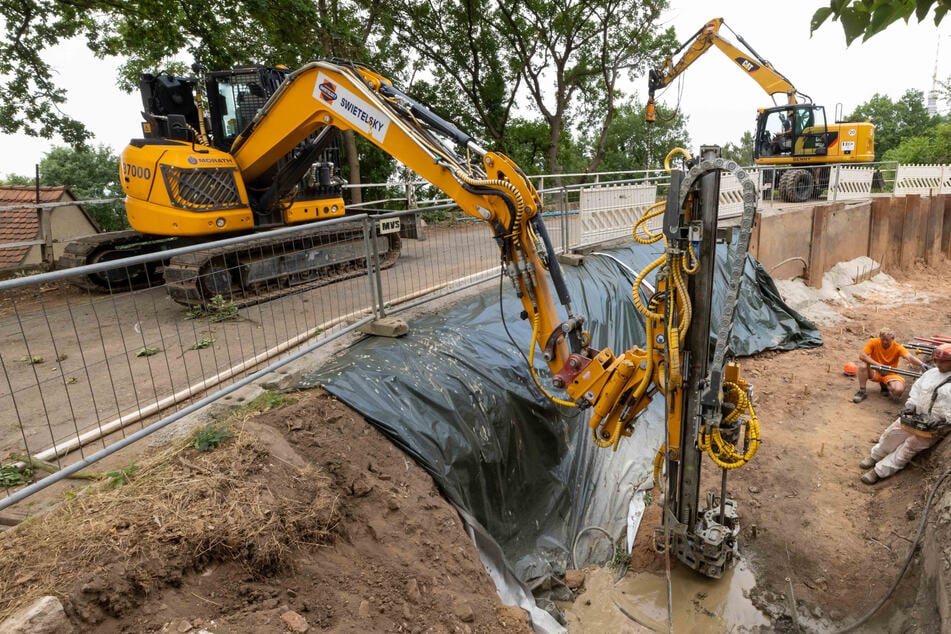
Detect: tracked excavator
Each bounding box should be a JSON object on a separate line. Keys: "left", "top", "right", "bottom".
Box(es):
{"left": 60, "top": 64, "right": 412, "bottom": 306}
{"left": 173, "top": 60, "right": 759, "bottom": 579}
{"left": 647, "top": 17, "right": 875, "bottom": 202}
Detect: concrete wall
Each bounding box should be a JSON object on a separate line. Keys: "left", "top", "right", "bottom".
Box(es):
{"left": 751, "top": 193, "right": 950, "bottom": 287}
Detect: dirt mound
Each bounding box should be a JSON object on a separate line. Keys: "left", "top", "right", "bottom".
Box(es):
{"left": 0, "top": 391, "right": 531, "bottom": 633}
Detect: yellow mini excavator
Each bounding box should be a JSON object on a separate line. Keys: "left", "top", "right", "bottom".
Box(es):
{"left": 59, "top": 64, "right": 413, "bottom": 306}
{"left": 647, "top": 17, "right": 876, "bottom": 202}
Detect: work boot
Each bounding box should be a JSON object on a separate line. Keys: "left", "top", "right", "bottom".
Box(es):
{"left": 859, "top": 456, "right": 876, "bottom": 469}
{"left": 880, "top": 383, "right": 889, "bottom": 395}
{"left": 852, "top": 389, "right": 867, "bottom": 403}
{"left": 861, "top": 469, "right": 880, "bottom": 485}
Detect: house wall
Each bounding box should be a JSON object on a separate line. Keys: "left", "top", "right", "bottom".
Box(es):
{"left": 49, "top": 204, "right": 98, "bottom": 261}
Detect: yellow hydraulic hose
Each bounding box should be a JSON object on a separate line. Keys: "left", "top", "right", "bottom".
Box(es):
{"left": 698, "top": 382, "right": 761, "bottom": 469}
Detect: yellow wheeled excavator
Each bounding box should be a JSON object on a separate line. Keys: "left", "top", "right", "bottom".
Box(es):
{"left": 59, "top": 64, "right": 412, "bottom": 306}
{"left": 647, "top": 17, "right": 876, "bottom": 202}
{"left": 166, "top": 59, "right": 757, "bottom": 578}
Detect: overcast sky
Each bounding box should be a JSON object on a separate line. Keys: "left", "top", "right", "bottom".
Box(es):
{"left": 0, "top": 0, "right": 946, "bottom": 178}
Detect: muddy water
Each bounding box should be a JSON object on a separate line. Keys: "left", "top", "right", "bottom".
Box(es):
{"left": 560, "top": 558, "right": 769, "bottom": 633}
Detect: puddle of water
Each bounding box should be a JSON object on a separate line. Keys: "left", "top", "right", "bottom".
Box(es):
{"left": 560, "top": 558, "right": 770, "bottom": 633}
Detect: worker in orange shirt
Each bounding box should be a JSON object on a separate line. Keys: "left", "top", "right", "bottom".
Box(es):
{"left": 852, "top": 327, "right": 929, "bottom": 403}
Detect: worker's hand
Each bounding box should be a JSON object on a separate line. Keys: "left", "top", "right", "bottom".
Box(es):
{"left": 929, "top": 415, "right": 948, "bottom": 429}
{"left": 901, "top": 403, "right": 916, "bottom": 416}
{"left": 921, "top": 363, "right": 931, "bottom": 372}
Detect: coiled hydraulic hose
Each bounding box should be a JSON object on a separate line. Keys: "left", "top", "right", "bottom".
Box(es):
{"left": 698, "top": 381, "right": 761, "bottom": 469}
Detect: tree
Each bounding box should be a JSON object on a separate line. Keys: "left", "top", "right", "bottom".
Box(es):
{"left": 581, "top": 102, "right": 689, "bottom": 174}
{"left": 811, "top": 1, "right": 949, "bottom": 44}
{"left": 39, "top": 145, "right": 127, "bottom": 231}
{"left": 846, "top": 90, "right": 938, "bottom": 159}
{"left": 720, "top": 131, "right": 755, "bottom": 166}
{"left": 0, "top": 0, "right": 397, "bottom": 201}
{"left": 0, "top": 173, "right": 34, "bottom": 186}
{"left": 495, "top": 0, "right": 675, "bottom": 177}
{"left": 882, "top": 122, "right": 951, "bottom": 164}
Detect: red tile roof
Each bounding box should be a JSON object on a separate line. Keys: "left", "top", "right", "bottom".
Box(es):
{"left": 0, "top": 186, "right": 70, "bottom": 268}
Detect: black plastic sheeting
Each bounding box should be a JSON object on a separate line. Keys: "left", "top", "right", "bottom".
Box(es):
{"left": 301, "top": 240, "right": 821, "bottom": 589}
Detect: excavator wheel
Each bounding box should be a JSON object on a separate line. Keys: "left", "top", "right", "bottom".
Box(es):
{"left": 778, "top": 169, "right": 814, "bottom": 203}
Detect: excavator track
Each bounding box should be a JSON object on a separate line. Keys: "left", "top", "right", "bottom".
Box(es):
{"left": 163, "top": 223, "right": 400, "bottom": 308}
{"left": 58, "top": 230, "right": 175, "bottom": 292}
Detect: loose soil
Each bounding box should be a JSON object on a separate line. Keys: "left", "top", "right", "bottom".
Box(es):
{"left": 1, "top": 260, "right": 950, "bottom": 633}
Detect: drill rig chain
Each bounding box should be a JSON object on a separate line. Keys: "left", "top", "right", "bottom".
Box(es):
{"left": 675, "top": 156, "right": 758, "bottom": 431}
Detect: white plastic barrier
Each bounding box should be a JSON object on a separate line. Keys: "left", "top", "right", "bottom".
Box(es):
{"left": 719, "top": 169, "right": 759, "bottom": 218}
{"left": 578, "top": 183, "right": 659, "bottom": 246}
{"left": 827, "top": 166, "right": 876, "bottom": 200}
{"left": 895, "top": 164, "right": 950, "bottom": 195}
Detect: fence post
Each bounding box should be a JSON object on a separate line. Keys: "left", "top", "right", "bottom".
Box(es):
{"left": 560, "top": 187, "right": 569, "bottom": 253}
{"left": 362, "top": 216, "right": 384, "bottom": 319}
{"left": 830, "top": 165, "right": 841, "bottom": 202}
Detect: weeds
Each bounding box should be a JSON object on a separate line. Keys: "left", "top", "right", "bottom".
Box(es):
{"left": 136, "top": 346, "right": 160, "bottom": 357}
{"left": 192, "top": 423, "right": 235, "bottom": 452}
{"left": 190, "top": 337, "right": 215, "bottom": 350}
{"left": 104, "top": 464, "right": 138, "bottom": 489}
{"left": 184, "top": 295, "right": 239, "bottom": 323}
{"left": 0, "top": 463, "right": 32, "bottom": 487}
{"left": 227, "top": 391, "right": 297, "bottom": 420}
{"left": 610, "top": 542, "right": 632, "bottom": 570}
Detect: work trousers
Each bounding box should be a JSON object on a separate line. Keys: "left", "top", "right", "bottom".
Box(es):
{"left": 869, "top": 418, "right": 938, "bottom": 478}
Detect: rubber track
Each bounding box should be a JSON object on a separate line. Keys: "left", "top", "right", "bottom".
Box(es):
{"left": 163, "top": 225, "right": 401, "bottom": 308}
{"left": 58, "top": 230, "right": 171, "bottom": 292}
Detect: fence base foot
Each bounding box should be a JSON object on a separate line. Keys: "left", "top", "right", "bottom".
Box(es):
{"left": 360, "top": 317, "right": 409, "bottom": 338}
{"left": 557, "top": 253, "right": 584, "bottom": 267}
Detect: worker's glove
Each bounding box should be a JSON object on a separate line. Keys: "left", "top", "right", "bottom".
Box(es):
{"left": 901, "top": 403, "right": 917, "bottom": 416}
{"left": 921, "top": 363, "right": 931, "bottom": 372}
{"left": 928, "top": 415, "right": 949, "bottom": 430}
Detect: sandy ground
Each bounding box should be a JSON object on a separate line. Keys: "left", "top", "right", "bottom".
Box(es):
{"left": 1, "top": 259, "right": 949, "bottom": 633}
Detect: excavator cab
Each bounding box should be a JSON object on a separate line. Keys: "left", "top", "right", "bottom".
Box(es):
{"left": 754, "top": 105, "right": 829, "bottom": 160}
{"left": 204, "top": 66, "right": 289, "bottom": 151}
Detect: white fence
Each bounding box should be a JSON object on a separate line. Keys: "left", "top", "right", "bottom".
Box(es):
{"left": 895, "top": 164, "right": 951, "bottom": 195}
{"left": 828, "top": 166, "right": 877, "bottom": 201}
{"left": 577, "top": 170, "right": 756, "bottom": 246}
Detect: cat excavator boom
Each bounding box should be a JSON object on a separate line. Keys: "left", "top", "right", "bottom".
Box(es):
{"left": 647, "top": 17, "right": 875, "bottom": 202}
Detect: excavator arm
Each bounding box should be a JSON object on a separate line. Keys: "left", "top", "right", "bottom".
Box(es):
{"left": 646, "top": 17, "right": 807, "bottom": 123}
{"left": 229, "top": 59, "right": 665, "bottom": 446}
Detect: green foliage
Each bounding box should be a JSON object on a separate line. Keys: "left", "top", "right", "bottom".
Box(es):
{"left": 846, "top": 91, "right": 939, "bottom": 159}
{"left": 20, "top": 355, "right": 45, "bottom": 364}
{"left": 232, "top": 391, "right": 296, "bottom": 418}
{"left": 190, "top": 337, "right": 215, "bottom": 350}
{"left": 104, "top": 464, "right": 138, "bottom": 489}
{"left": 720, "top": 131, "right": 755, "bottom": 166}
{"left": 184, "top": 295, "right": 239, "bottom": 322}
{"left": 136, "top": 346, "right": 161, "bottom": 358}
{"left": 580, "top": 102, "right": 689, "bottom": 173}
{"left": 1, "top": 1, "right": 395, "bottom": 147}
{"left": 610, "top": 542, "right": 632, "bottom": 570}
{"left": 39, "top": 145, "right": 127, "bottom": 231}
{"left": 192, "top": 422, "right": 235, "bottom": 452}
{"left": 0, "top": 173, "right": 34, "bottom": 185}
{"left": 0, "top": 463, "right": 32, "bottom": 487}
{"left": 882, "top": 122, "right": 951, "bottom": 163}
{"left": 811, "top": 1, "right": 949, "bottom": 44}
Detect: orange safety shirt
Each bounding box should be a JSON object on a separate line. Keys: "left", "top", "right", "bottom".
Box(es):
{"left": 863, "top": 338, "right": 908, "bottom": 368}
